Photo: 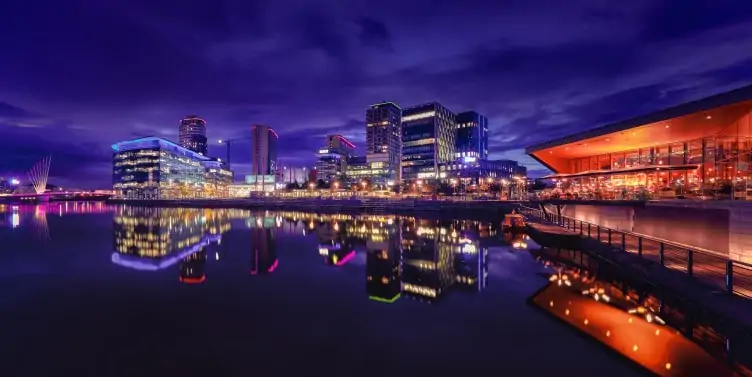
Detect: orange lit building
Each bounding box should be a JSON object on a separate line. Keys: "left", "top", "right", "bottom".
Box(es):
{"left": 526, "top": 85, "right": 752, "bottom": 200}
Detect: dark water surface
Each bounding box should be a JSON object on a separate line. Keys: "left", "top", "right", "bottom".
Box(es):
{"left": 0, "top": 202, "right": 734, "bottom": 376}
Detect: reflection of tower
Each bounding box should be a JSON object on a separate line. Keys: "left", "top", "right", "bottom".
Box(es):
{"left": 366, "top": 220, "right": 402, "bottom": 303}
{"left": 401, "top": 221, "right": 454, "bottom": 301}
{"left": 179, "top": 249, "right": 207, "bottom": 284}
{"left": 250, "top": 227, "right": 278, "bottom": 275}
{"left": 452, "top": 238, "right": 488, "bottom": 292}
{"left": 317, "top": 221, "right": 355, "bottom": 266}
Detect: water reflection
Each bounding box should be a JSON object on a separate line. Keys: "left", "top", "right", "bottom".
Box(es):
{"left": 531, "top": 247, "right": 752, "bottom": 376}
{"left": 108, "top": 208, "right": 498, "bottom": 303}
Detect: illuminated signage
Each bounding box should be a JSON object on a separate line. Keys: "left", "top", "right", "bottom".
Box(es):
{"left": 402, "top": 111, "right": 435, "bottom": 122}
{"left": 463, "top": 156, "right": 477, "bottom": 163}
{"left": 318, "top": 149, "right": 329, "bottom": 154}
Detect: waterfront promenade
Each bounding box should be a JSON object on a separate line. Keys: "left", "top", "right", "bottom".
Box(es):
{"left": 107, "top": 197, "right": 520, "bottom": 216}
{"left": 520, "top": 207, "right": 752, "bottom": 334}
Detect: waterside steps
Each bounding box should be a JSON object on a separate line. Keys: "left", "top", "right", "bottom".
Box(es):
{"left": 517, "top": 206, "right": 752, "bottom": 333}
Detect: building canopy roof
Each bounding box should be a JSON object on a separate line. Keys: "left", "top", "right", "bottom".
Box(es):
{"left": 525, "top": 85, "right": 752, "bottom": 172}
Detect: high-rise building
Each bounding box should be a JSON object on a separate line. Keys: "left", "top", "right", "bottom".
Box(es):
{"left": 178, "top": 115, "right": 208, "bottom": 155}
{"left": 401, "top": 102, "right": 456, "bottom": 182}
{"left": 251, "top": 125, "right": 278, "bottom": 176}
{"left": 366, "top": 102, "right": 402, "bottom": 186}
{"left": 316, "top": 134, "right": 355, "bottom": 183}
{"left": 455, "top": 111, "right": 488, "bottom": 161}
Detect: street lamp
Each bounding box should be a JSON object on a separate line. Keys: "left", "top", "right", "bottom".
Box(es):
{"left": 218, "top": 137, "right": 252, "bottom": 170}
{"left": 10, "top": 178, "right": 20, "bottom": 185}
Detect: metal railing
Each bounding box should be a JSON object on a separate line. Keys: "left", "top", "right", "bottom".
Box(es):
{"left": 518, "top": 206, "right": 752, "bottom": 299}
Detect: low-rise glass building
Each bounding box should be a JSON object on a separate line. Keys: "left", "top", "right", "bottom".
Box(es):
{"left": 526, "top": 85, "right": 752, "bottom": 200}
{"left": 112, "top": 137, "right": 233, "bottom": 199}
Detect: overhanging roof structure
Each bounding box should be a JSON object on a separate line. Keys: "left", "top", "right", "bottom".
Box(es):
{"left": 526, "top": 85, "right": 752, "bottom": 173}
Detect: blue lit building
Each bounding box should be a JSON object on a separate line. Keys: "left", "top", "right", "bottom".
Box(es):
{"left": 401, "top": 102, "right": 456, "bottom": 183}
{"left": 455, "top": 111, "right": 488, "bottom": 161}
{"left": 112, "top": 136, "right": 233, "bottom": 199}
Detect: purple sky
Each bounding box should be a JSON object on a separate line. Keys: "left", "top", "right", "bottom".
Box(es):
{"left": 1, "top": 0, "right": 751, "bottom": 189}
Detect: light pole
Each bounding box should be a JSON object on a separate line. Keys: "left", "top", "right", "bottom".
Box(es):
{"left": 218, "top": 137, "right": 252, "bottom": 170}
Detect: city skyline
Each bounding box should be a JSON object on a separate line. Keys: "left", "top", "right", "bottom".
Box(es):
{"left": 1, "top": 1, "right": 752, "bottom": 188}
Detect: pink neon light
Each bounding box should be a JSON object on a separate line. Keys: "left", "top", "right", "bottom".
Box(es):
{"left": 268, "top": 259, "right": 279, "bottom": 272}
{"left": 335, "top": 250, "right": 356, "bottom": 266}
{"left": 269, "top": 128, "right": 279, "bottom": 139}
{"left": 179, "top": 275, "right": 206, "bottom": 284}
{"left": 334, "top": 134, "right": 355, "bottom": 149}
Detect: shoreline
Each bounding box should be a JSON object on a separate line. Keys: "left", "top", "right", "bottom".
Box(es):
{"left": 106, "top": 198, "right": 521, "bottom": 217}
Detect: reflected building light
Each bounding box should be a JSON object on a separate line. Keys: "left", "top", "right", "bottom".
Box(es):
{"left": 267, "top": 259, "right": 279, "bottom": 273}
{"left": 333, "top": 250, "right": 356, "bottom": 266}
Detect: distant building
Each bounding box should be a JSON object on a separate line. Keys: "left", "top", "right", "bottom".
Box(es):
{"left": 443, "top": 158, "right": 527, "bottom": 184}
{"left": 279, "top": 166, "right": 308, "bottom": 185}
{"left": 179, "top": 115, "right": 208, "bottom": 155}
{"left": 251, "top": 125, "right": 278, "bottom": 176}
{"left": 344, "top": 156, "right": 371, "bottom": 185}
{"left": 366, "top": 102, "right": 402, "bottom": 186}
{"left": 401, "top": 102, "right": 456, "bottom": 183}
{"left": 111, "top": 136, "right": 233, "bottom": 199}
{"left": 316, "top": 134, "right": 355, "bottom": 183}
{"left": 455, "top": 111, "right": 488, "bottom": 161}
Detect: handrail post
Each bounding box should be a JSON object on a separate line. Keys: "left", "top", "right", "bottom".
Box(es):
{"left": 587, "top": 223, "right": 591, "bottom": 238}
{"left": 580, "top": 221, "right": 583, "bottom": 235}
{"left": 638, "top": 237, "right": 642, "bottom": 257}
{"left": 597, "top": 226, "right": 601, "bottom": 242}
{"left": 608, "top": 229, "right": 612, "bottom": 247}
{"left": 621, "top": 233, "right": 626, "bottom": 251}
{"left": 687, "top": 249, "right": 693, "bottom": 277}
{"left": 659, "top": 243, "right": 665, "bottom": 266}
{"left": 726, "top": 260, "right": 734, "bottom": 295}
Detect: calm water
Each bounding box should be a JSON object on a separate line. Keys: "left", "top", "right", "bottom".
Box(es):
{"left": 0, "top": 202, "right": 740, "bottom": 376}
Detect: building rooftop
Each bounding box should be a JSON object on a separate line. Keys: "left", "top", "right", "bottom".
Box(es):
{"left": 111, "top": 136, "right": 212, "bottom": 161}
{"left": 526, "top": 84, "right": 752, "bottom": 154}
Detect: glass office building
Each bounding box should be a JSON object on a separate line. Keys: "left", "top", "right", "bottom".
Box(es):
{"left": 527, "top": 85, "right": 752, "bottom": 200}
{"left": 455, "top": 111, "right": 488, "bottom": 161}
{"left": 112, "top": 137, "right": 233, "bottom": 199}
{"left": 401, "top": 102, "right": 456, "bottom": 183}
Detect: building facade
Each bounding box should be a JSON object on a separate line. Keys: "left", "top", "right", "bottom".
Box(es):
{"left": 251, "top": 125, "right": 278, "bottom": 176}
{"left": 178, "top": 115, "right": 208, "bottom": 155}
{"left": 316, "top": 134, "right": 355, "bottom": 183}
{"left": 455, "top": 111, "right": 488, "bottom": 161}
{"left": 401, "top": 102, "right": 456, "bottom": 183}
{"left": 443, "top": 159, "right": 527, "bottom": 184}
{"left": 366, "top": 102, "right": 402, "bottom": 186}
{"left": 112, "top": 137, "right": 233, "bottom": 200}
{"left": 526, "top": 85, "right": 752, "bottom": 200}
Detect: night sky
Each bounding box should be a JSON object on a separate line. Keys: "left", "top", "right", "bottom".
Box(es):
{"left": 1, "top": 0, "right": 751, "bottom": 189}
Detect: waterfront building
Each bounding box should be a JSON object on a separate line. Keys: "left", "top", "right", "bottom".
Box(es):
{"left": 455, "top": 111, "right": 488, "bottom": 161}
{"left": 178, "top": 115, "right": 208, "bottom": 155}
{"left": 111, "top": 136, "right": 233, "bottom": 200}
{"left": 316, "top": 134, "right": 356, "bottom": 183}
{"left": 344, "top": 155, "right": 390, "bottom": 188}
{"left": 526, "top": 85, "right": 752, "bottom": 200}
{"left": 251, "top": 124, "right": 278, "bottom": 176}
{"left": 280, "top": 166, "right": 308, "bottom": 185}
{"left": 443, "top": 158, "right": 527, "bottom": 185}
{"left": 366, "top": 102, "right": 402, "bottom": 186}
{"left": 401, "top": 102, "right": 456, "bottom": 183}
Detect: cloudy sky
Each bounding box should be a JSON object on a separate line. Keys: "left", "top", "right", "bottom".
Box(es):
{"left": 1, "top": 0, "right": 751, "bottom": 188}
